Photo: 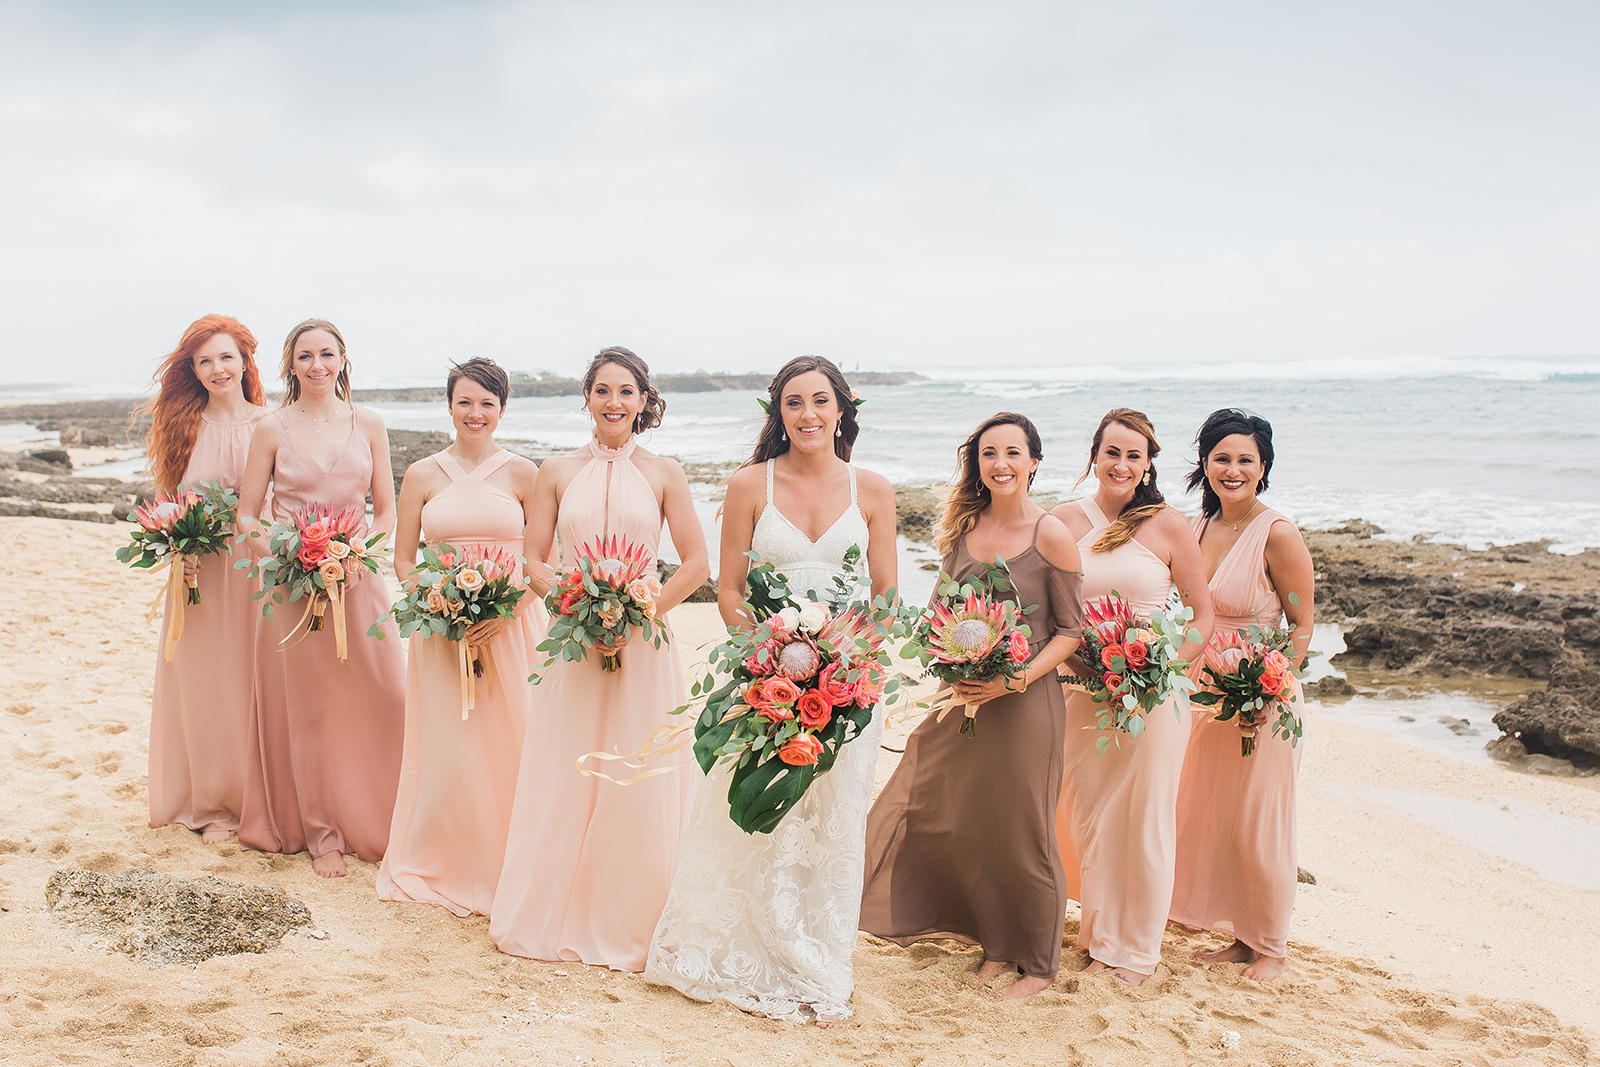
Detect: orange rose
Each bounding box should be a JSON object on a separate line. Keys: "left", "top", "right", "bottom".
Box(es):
{"left": 778, "top": 733, "right": 823, "bottom": 766}
{"left": 763, "top": 676, "right": 801, "bottom": 706}
{"left": 796, "top": 689, "right": 833, "bottom": 729}
{"left": 1100, "top": 643, "right": 1125, "bottom": 670}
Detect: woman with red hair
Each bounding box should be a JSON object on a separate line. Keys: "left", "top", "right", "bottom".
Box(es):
{"left": 139, "top": 314, "right": 270, "bottom": 845}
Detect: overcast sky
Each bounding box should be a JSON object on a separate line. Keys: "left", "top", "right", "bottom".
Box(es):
{"left": 1, "top": 0, "right": 1596, "bottom": 383}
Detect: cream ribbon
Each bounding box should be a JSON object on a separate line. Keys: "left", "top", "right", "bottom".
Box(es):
{"left": 573, "top": 702, "right": 748, "bottom": 785}
{"left": 143, "top": 552, "right": 199, "bottom": 662}
{"left": 278, "top": 580, "right": 350, "bottom": 661}
{"left": 457, "top": 639, "right": 495, "bottom": 720}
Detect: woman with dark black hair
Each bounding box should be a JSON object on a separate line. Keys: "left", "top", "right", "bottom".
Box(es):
{"left": 1169, "top": 408, "right": 1314, "bottom": 981}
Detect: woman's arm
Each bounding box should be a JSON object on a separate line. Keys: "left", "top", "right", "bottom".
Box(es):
{"left": 362, "top": 408, "right": 397, "bottom": 542}
{"left": 715, "top": 467, "right": 763, "bottom": 628}
{"left": 1155, "top": 508, "right": 1215, "bottom": 662}
{"left": 392, "top": 458, "right": 433, "bottom": 584}
{"left": 520, "top": 457, "right": 563, "bottom": 599}
{"left": 858, "top": 469, "right": 899, "bottom": 604}
{"left": 235, "top": 415, "right": 284, "bottom": 559}
{"left": 656, "top": 458, "right": 710, "bottom": 616}
{"left": 1264, "top": 519, "right": 1316, "bottom": 667}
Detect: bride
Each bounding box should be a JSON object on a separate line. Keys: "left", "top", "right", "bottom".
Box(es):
{"left": 644, "top": 356, "right": 899, "bottom": 1023}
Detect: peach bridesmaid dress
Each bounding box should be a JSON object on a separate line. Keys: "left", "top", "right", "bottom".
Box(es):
{"left": 1056, "top": 497, "right": 1190, "bottom": 976}
{"left": 490, "top": 437, "right": 690, "bottom": 971}
{"left": 148, "top": 410, "right": 268, "bottom": 835}
{"left": 1170, "top": 508, "right": 1302, "bottom": 960}
{"left": 377, "top": 450, "right": 545, "bottom": 916}
{"left": 238, "top": 408, "right": 405, "bottom": 863}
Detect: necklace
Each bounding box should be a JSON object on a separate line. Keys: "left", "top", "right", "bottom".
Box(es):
{"left": 295, "top": 405, "right": 340, "bottom": 434}
{"left": 1220, "top": 500, "right": 1261, "bottom": 531}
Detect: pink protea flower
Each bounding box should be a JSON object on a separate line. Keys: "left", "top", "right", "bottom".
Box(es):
{"left": 577, "top": 534, "right": 654, "bottom": 586}
{"left": 777, "top": 637, "right": 821, "bottom": 681}
{"left": 134, "top": 490, "right": 202, "bottom": 534}
{"left": 926, "top": 591, "right": 1008, "bottom": 664}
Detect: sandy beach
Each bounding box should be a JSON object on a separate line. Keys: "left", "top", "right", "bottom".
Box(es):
{"left": 0, "top": 514, "right": 1595, "bottom": 1066}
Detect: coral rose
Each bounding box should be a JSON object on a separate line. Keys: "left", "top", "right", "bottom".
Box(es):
{"left": 760, "top": 703, "right": 795, "bottom": 724}
{"left": 558, "top": 588, "right": 582, "bottom": 615}
{"left": 763, "top": 676, "right": 801, "bottom": 706}
{"left": 1102, "top": 671, "right": 1124, "bottom": 692}
{"left": 855, "top": 664, "right": 886, "bottom": 704}
{"left": 455, "top": 567, "right": 485, "bottom": 593}
{"left": 1123, "top": 638, "right": 1149, "bottom": 670}
{"left": 796, "top": 689, "right": 833, "bottom": 729}
{"left": 1260, "top": 670, "right": 1287, "bottom": 696}
{"left": 1262, "top": 649, "right": 1292, "bottom": 675}
{"left": 1099, "top": 643, "right": 1126, "bottom": 670}
{"left": 778, "top": 733, "right": 824, "bottom": 766}
{"left": 745, "top": 680, "right": 773, "bottom": 710}
{"left": 1008, "top": 629, "right": 1030, "bottom": 663}
{"left": 817, "top": 662, "right": 860, "bottom": 707}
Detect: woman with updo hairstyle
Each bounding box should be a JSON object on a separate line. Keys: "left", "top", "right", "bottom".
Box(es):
{"left": 1169, "top": 409, "right": 1314, "bottom": 981}
{"left": 492, "top": 345, "right": 709, "bottom": 972}
{"left": 234, "top": 318, "right": 406, "bottom": 879}
{"left": 646, "top": 355, "right": 897, "bottom": 1021}
{"left": 1051, "top": 407, "right": 1214, "bottom": 987}
{"left": 861, "top": 412, "right": 1085, "bottom": 1000}
{"left": 376, "top": 358, "right": 546, "bottom": 917}
{"left": 141, "top": 315, "right": 269, "bottom": 845}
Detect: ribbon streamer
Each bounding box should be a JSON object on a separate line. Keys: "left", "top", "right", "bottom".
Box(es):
{"left": 457, "top": 639, "right": 495, "bottom": 720}
{"left": 574, "top": 702, "right": 747, "bottom": 786}
{"left": 143, "top": 553, "right": 198, "bottom": 662}
{"left": 277, "top": 581, "right": 350, "bottom": 660}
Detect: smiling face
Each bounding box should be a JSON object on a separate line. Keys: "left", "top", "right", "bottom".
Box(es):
{"left": 1205, "top": 432, "right": 1263, "bottom": 509}
{"left": 290, "top": 328, "right": 345, "bottom": 397}
{"left": 1093, "top": 421, "right": 1153, "bottom": 502}
{"left": 449, "top": 375, "right": 503, "bottom": 441}
{"left": 191, "top": 332, "right": 243, "bottom": 400}
{"left": 779, "top": 369, "right": 840, "bottom": 453}
{"left": 586, "top": 360, "right": 647, "bottom": 437}
{"left": 976, "top": 423, "right": 1038, "bottom": 497}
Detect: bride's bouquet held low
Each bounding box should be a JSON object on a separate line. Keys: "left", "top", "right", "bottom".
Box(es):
{"left": 375, "top": 543, "right": 526, "bottom": 718}
{"left": 116, "top": 481, "right": 240, "bottom": 660}
{"left": 1061, "top": 592, "right": 1200, "bottom": 755}
{"left": 533, "top": 534, "right": 664, "bottom": 676}
{"left": 682, "top": 547, "right": 921, "bottom": 834}
{"left": 1190, "top": 624, "right": 1306, "bottom": 756}
{"left": 906, "top": 558, "right": 1035, "bottom": 737}
{"left": 241, "top": 503, "right": 388, "bottom": 661}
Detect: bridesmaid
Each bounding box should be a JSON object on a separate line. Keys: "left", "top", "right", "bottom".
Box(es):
{"left": 235, "top": 318, "right": 406, "bottom": 879}
{"left": 1052, "top": 407, "right": 1214, "bottom": 987}
{"left": 490, "top": 346, "right": 710, "bottom": 971}
{"left": 1170, "top": 409, "right": 1314, "bottom": 981}
{"left": 141, "top": 315, "right": 270, "bottom": 844}
{"left": 861, "top": 412, "right": 1083, "bottom": 1000}
{"left": 376, "top": 358, "right": 545, "bottom": 916}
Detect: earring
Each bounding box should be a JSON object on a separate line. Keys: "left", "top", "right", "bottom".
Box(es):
{"left": 835, "top": 424, "right": 842, "bottom": 437}
{"left": 781, "top": 431, "right": 787, "bottom": 443}
{"left": 1142, "top": 472, "right": 1150, "bottom": 486}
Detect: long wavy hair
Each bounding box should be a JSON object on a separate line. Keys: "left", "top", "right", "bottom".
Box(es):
{"left": 279, "top": 318, "right": 352, "bottom": 405}
{"left": 582, "top": 346, "right": 665, "bottom": 433}
{"left": 742, "top": 355, "right": 859, "bottom": 467}
{"left": 1187, "top": 408, "right": 1275, "bottom": 518}
{"left": 936, "top": 412, "right": 1043, "bottom": 560}
{"left": 139, "top": 315, "right": 265, "bottom": 491}
{"left": 1080, "top": 407, "right": 1167, "bottom": 553}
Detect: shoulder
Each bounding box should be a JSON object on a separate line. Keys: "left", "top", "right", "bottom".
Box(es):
{"left": 501, "top": 453, "right": 540, "bottom": 479}
{"left": 725, "top": 463, "right": 767, "bottom": 499}
{"left": 1146, "top": 505, "right": 1196, "bottom": 537}
{"left": 539, "top": 452, "right": 587, "bottom": 478}
{"left": 1050, "top": 499, "right": 1092, "bottom": 536}
{"left": 1034, "top": 513, "right": 1081, "bottom": 571}
{"left": 248, "top": 405, "right": 272, "bottom": 425}
{"left": 1265, "top": 513, "right": 1309, "bottom": 554}
{"left": 355, "top": 405, "right": 387, "bottom": 433}
{"left": 638, "top": 449, "right": 688, "bottom": 483}
{"left": 250, "top": 412, "right": 287, "bottom": 445}
{"left": 400, "top": 455, "right": 445, "bottom": 492}
{"left": 853, "top": 466, "right": 894, "bottom": 500}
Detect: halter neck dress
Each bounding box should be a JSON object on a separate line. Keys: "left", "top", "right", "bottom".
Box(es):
{"left": 491, "top": 437, "right": 691, "bottom": 971}
{"left": 377, "top": 449, "right": 546, "bottom": 917}
{"left": 238, "top": 407, "right": 405, "bottom": 863}
{"left": 1055, "top": 497, "right": 1190, "bottom": 976}
{"left": 1170, "top": 507, "right": 1302, "bottom": 959}
{"left": 148, "top": 407, "right": 269, "bottom": 835}
{"left": 646, "top": 460, "right": 878, "bottom": 1021}
{"left": 861, "top": 516, "right": 1084, "bottom": 980}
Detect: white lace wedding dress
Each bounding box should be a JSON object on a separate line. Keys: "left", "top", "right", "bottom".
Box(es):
{"left": 644, "top": 461, "right": 882, "bottom": 1022}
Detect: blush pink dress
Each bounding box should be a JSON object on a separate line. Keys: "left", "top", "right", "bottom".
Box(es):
{"left": 377, "top": 450, "right": 546, "bottom": 916}
{"left": 490, "top": 438, "right": 691, "bottom": 971}
{"left": 148, "top": 409, "right": 269, "bottom": 834}
{"left": 1170, "top": 507, "right": 1302, "bottom": 959}
{"left": 1056, "top": 498, "right": 1191, "bottom": 976}
{"left": 238, "top": 408, "right": 405, "bottom": 863}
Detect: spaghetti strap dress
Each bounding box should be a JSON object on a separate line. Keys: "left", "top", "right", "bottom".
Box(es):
{"left": 1170, "top": 508, "right": 1302, "bottom": 959}
{"left": 377, "top": 449, "right": 546, "bottom": 916}
{"left": 490, "top": 437, "right": 691, "bottom": 971}
{"left": 1056, "top": 497, "right": 1189, "bottom": 976}
{"left": 860, "top": 516, "right": 1084, "bottom": 980}
{"left": 238, "top": 407, "right": 406, "bottom": 863}
{"left": 646, "top": 461, "right": 878, "bottom": 1021}
{"left": 148, "top": 408, "right": 268, "bottom": 834}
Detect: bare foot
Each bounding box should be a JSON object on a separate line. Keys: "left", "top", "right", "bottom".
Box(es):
{"left": 200, "top": 829, "right": 231, "bottom": 846}
{"left": 1242, "top": 954, "right": 1288, "bottom": 981}
{"left": 1106, "top": 967, "right": 1148, "bottom": 988}
{"left": 1001, "top": 974, "right": 1055, "bottom": 999}
{"left": 1082, "top": 959, "right": 1108, "bottom": 973}
{"left": 311, "top": 852, "right": 347, "bottom": 878}
{"left": 1195, "top": 939, "right": 1254, "bottom": 964}
{"left": 971, "top": 959, "right": 1012, "bottom": 988}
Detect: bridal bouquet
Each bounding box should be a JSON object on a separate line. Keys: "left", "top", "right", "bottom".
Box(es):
{"left": 1063, "top": 593, "right": 1199, "bottom": 754}
{"left": 376, "top": 543, "right": 526, "bottom": 718}
{"left": 245, "top": 503, "right": 387, "bottom": 661}
{"left": 1190, "top": 628, "right": 1305, "bottom": 756}
{"left": 684, "top": 548, "right": 919, "bottom": 834}
{"left": 908, "top": 558, "right": 1035, "bottom": 736}
{"left": 535, "top": 534, "right": 663, "bottom": 674}
{"left": 117, "top": 482, "right": 240, "bottom": 660}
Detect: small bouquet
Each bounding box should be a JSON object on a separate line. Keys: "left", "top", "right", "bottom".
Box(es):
{"left": 377, "top": 543, "right": 526, "bottom": 718}
{"left": 908, "top": 558, "right": 1035, "bottom": 736}
{"left": 1190, "top": 628, "right": 1305, "bottom": 755}
{"left": 245, "top": 503, "right": 388, "bottom": 661}
{"left": 682, "top": 547, "right": 920, "bottom": 833}
{"left": 116, "top": 482, "right": 240, "bottom": 661}
{"left": 536, "top": 535, "right": 664, "bottom": 675}
{"left": 1063, "top": 593, "right": 1199, "bottom": 755}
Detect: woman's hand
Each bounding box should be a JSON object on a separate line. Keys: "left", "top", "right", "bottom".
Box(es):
{"left": 182, "top": 555, "right": 200, "bottom": 587}
{"left": 952, "top": 674, "right": 1021, "bottom": 705}
{"left": 593, "top": 633, "right": 627, "bottom": 657}
{"left": 464, "top": 615, "right": 512, "bottom": 646}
